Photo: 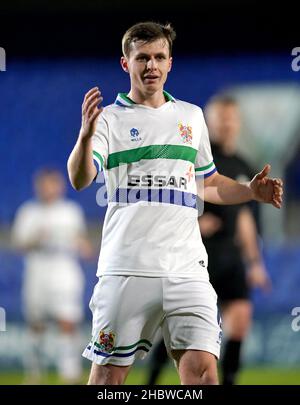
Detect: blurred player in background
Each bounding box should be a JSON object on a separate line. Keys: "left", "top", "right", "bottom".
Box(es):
{"left": 146, "top": 94, "right": 271, "bottom": 385}
{"left": 12, "top": 168, "right": 93, "bottom": 384}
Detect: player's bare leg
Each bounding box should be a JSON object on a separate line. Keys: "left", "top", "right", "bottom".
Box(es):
{"left": 172, "top": 349, "right": 218, "bottom": 385}
{"left": 23, "top": 322, "right": 46, "bottom": 384}
{"left": 221, "top": 299, "right": 252, "bottom": 384}
{"left": 57, "top": 319, "right": 83, "bottom": 384}
{"left": 222, "top": 299, "right": 252, "bottom": 339}
{"left": 88, "top": 363, "right": 131, "bottom": 385}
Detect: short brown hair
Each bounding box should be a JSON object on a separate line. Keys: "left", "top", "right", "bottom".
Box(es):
{"left": 122, "top": 21, "right": 176, "bottom": 58}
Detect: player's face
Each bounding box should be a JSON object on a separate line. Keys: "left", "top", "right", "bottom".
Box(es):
{"left": 206, "top": 103, "right": 241, "bottom": 145}
{"left": 35, "top": 174, "right": 65, "bottom": 203}
{"left": 121, "top": 38, "right": 172, "bottom": 96}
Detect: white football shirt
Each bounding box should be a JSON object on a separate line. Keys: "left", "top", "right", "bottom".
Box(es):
{"left": 92, "top": 91, "right": 216, "bottom": 277}
{"left": 12, "top": 199, "right": 87, "bottom": 272}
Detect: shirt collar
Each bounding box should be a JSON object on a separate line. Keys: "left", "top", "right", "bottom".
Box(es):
{"left": 114, "top": 90, "right": 176, "bottom": 107}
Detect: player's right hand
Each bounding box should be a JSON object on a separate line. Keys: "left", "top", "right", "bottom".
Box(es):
{"left": 80, "top": 87, "right": 103, "bottom": 140}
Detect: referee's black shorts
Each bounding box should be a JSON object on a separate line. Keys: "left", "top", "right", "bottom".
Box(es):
{"left": 206, "top": 242, "right": 250, "bottom": 303}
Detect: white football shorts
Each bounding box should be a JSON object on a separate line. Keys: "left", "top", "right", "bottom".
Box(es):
{"left": 83, "top": 274, "right": 222, "bottom": 366}
{"left": 22, "top": 262, "right": 84, "bottom": 324}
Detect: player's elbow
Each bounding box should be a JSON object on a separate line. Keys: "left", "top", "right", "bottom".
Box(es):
{"left": 68, "top": 172, "right": 92, "bottom": 191}
{"left": 71, "top": 182, "right": 82, "bottom": 191}
{"left": 69, "top": 176, "right": 87, "bottom": 191}
{"left": 67, "top": 156, "right": 97, "bottom": 191}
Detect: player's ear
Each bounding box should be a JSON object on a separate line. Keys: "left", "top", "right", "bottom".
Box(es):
{"left": 168, "top": 57, "right": 173, "bottom": 73}
{"left": 120, "top": 56, "right": 129, "bottom": 73}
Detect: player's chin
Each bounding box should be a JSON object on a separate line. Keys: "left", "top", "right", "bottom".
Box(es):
{"left": 143, "top": 83, "right": 160, "bottom": 92}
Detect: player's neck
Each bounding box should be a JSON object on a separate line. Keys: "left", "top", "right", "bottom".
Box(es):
{"left": 127, "top": 88, "right": 166, "bottom": 108}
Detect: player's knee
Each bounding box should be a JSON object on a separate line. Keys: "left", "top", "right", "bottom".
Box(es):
{"left": 180, "top": 364, "right": 218, "bottom": 385}
{"left": 230, "top": 314, "right": 251, "bottom": 339}
{"left": 230, "top": 325, "right": 249, "bottom": 340}
{"left": 224, "top": 301, "right": 252, "bottom": 339}
{"left": 175, "top": 350, "right": 218, "bottom": 385}
{"left": 200, "top": 368, "right": 218, "bottom": 385}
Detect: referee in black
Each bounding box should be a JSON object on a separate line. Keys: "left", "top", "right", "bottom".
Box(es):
{"left": 199, "top": 94, "right": 271, "bottom": 385}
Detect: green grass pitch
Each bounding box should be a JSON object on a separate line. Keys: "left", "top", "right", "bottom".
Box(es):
{"left": 0, "top": 367, "right": 300, "bottom": 385}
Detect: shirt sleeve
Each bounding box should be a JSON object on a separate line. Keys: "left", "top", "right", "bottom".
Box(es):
{"left": 194, "top": 109, "right": 217, "bottom": 178}
{"left": 92, "top": 113, "right": 109, "bottom": 173}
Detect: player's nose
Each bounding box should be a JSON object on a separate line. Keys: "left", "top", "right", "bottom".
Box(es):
{"left": 146, "top": 57, "right": 158, "bottom": 70}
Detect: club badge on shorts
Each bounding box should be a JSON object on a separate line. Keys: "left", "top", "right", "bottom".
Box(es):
{"left": 98, "top": 330, "right": 116, "bottom": 353}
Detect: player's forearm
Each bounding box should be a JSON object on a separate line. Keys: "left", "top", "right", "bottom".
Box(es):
{"left": 67, "top": 135, "right": 97, "bottom": 191}
{"left": 237, "top": 207, "right": 262, "bottom": 264}
{"left": 203, "top": 173, "right": 254, "bottom": 205}
{"left": 12, "top": 233, "right": 45, "bottom": 252}
{"left": 16, "top": 238, "right": 42, "bottom": 251}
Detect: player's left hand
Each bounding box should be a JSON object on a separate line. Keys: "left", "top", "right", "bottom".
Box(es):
{"left": 250, "top": 164, "right": 283, "bottom": 209}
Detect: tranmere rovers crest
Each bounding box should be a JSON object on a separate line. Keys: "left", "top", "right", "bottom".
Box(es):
{"left": 98, "top": 330, "right": 116, "bottom": 353}
{"left": 179, "top": 122, "right": 193, "bottom": 144}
